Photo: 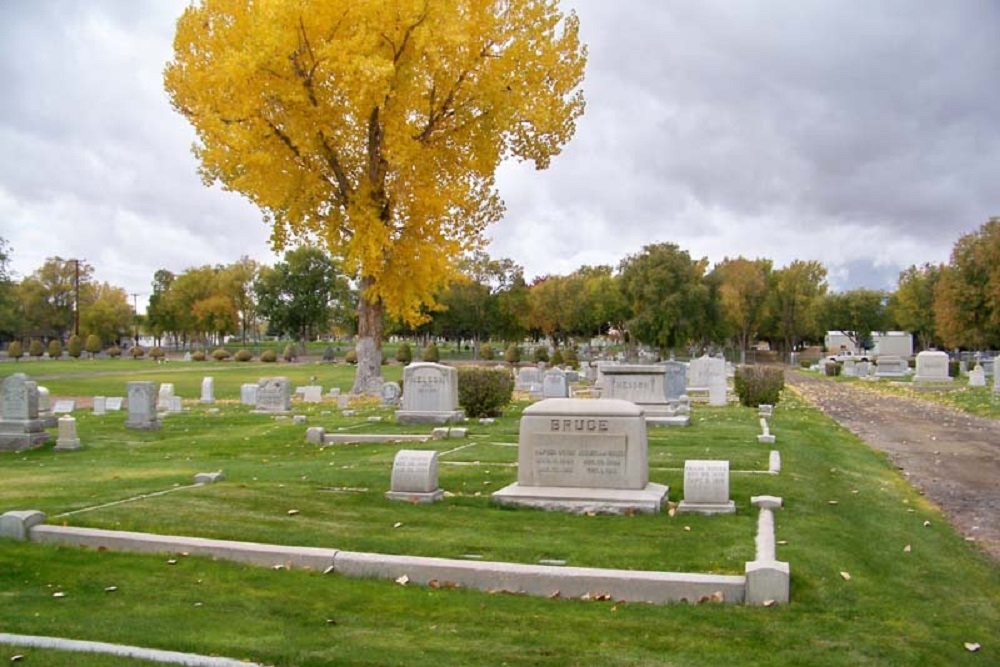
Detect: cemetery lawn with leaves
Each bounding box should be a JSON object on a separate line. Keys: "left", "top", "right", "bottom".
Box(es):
{"left": 1, "top": 365, "right": 999, "bottom": 666}
{"left": 816, "top": 369, "right": 1000, "bottom": 419}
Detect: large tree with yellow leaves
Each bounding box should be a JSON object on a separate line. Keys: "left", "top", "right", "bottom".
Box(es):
{"left": 164, "top": 0, "right": 586, "bottom": 392}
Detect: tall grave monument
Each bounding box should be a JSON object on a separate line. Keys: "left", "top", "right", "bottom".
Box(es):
{"left": 492, "top": 398, "right": 669, "bottom": 514}
{"left": 395, "top": 362, "right": 464, "bottom": 425}
{"left": 0, "top": 374, "right": 50, "bottom": 452}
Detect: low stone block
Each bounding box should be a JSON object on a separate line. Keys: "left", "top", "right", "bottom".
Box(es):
{"left": 194, "top": 471, "right": 224, "bottom": 485}
{"left": 745, "top": 559, "right": 790, "bottom": 605}
{"left": 306, "top": 427, "right": 326, "bottom": 445}
{"left": 0, "top": 510, "right": 46, "bottom": 541}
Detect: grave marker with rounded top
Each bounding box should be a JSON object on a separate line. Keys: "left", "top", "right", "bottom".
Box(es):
{"left": 385, "top": 450, "right": 444, "bottom": 503}
{"left": 676, "top": 460, "right": 735, "bottom": 515}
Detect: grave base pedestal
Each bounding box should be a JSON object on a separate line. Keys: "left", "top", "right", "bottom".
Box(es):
{"left": 385, "top": 489, "right": 444, "bottom": 504}
{"left": 395, "top": 410, "right": 465, "bottom": 425}
{"left": 491, "top": 482, "right": 669, "bottom": 515}
{"left": 676, "top": 500, "right": 736, "bottom": 515}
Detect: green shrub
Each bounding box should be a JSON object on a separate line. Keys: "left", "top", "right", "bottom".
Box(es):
{"left": 192, "top": 350, "right": 207, "bottom": 362}
{"left": 67, "top": 335, "right": 83, "bottom": 359}
{"left": 504, "top": 343, "right": 521, "bottom": 364}
{"left": 283, "top": 344, "right": 296, "bottom": 362}
{"left": 322, "top": 345, "right": 336, "bottom": 362}
{"left": 47, "top": 339, "right": 63, "bottom": 359}
{"left": 6, "top": 341, "right": 22, "bottom": 361}
{"left": 150, "top": 346, "right": 165, "bottom": 360}
{"left": 824, "top": 361, "right": 842, "bottom": 377}
{"left": 344, "top": 349, "right": 358, "bottom": 364}
{"left": 533, "top": 346, "right": 549, "bottom": 363}
{"left": 381, "top": 351, "right": 390, "bottom": 365}
{"left": 908, "top": 358, "right": 917, "bottom": 369}
{"left": 396, "top": 342, "right": 413, "bottom": 364}
{"left": 479, "top": 342, "right": 494, "bottom": 360}
{"left": 550, "top": 348, "right": 564, "bottom": 366}
{"left": 422, "top": 342, "right": 440, "bottom": 362}
{"left": 260, "top": 349, "right": 277, "bottom": 363}
{"left": 563, "top": 346, "right": 579, "bottom": 369}
{"left": 131, "top": 345, "right": 145, "bottom": 359}
{"left": 85, "top": 334, "right": 102, "bottom": 358}
{"left": 29, "top": 339, "right": 44, "bottom": 358}
{"left": 734, "top": 365, "right": 785, "bottom": 407}
{"left": 457, "top": 366, "right": 514, "bottom": 418}
{"left": 107, "top": 345, "right": 121, "bottom": 358}
{"left": 235, "top": 349, "right": 253, "bottom": 362}
{"left": 212, "top": 348, "right": 232, "bottom": 361}
{"left": 948, "top": 360, "right": 960, "bottom": 378}
{"left": 799, "top": 360, "right": 813, "bottom": 369}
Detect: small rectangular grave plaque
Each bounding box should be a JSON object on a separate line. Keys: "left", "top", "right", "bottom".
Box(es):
{"left": 105, "top": 397, "right": 123, "bottom": 411}
{"left": 385, "top": 449, "right": 443, "bottom": 503}
{"left": 52, "top": 400, "right": 76, "bottom": 414}
{"left": 677, "top": 460, "right": 735, "bottom": 515}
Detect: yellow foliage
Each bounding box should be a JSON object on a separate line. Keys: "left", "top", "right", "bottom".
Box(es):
{"left": 165, "top": 0, "right": 586, "bottom": 326}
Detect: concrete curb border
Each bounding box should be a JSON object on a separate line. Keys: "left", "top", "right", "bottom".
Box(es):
{"left": 0, "top": 632, "right": 260, "bottom": 666}
{"left": 2, "top": 505, "right": 789, "bottom": 605}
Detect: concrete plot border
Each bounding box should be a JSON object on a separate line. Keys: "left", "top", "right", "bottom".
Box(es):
{"left": 0, "top": 632, "right": 261, "bottom": 666}
{"left": 2, "top": 505, "right": 788, "bottom": 606}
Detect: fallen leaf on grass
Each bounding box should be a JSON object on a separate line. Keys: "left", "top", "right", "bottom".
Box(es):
{"left": 11, "top": 655, "right": 24, "bottom": 662}
{"left": 903, "top": 545, "right": 912, "bottom": 553}
{"left": 840, "top": 571, "right": 852, "bottom": 581}
{"left": 52, "top": 591, "right": 66, "bottom": 598}
{"left": 828, "top": 500, "right": 839, "bottom": 505}
{"left": 323, "top": 565, "right": 335, "bottom": 575}
{"left": 762, "top": 599, "right": 776, "bottom": 607}
{"left": 395, "top": 574, "right": 409, "bottom": 586}
{"left": 393, "top": 522, "right": 403, "bottom": 528}
{"left": 287, "top": 509, "right": 300, "bottom": 516}
{"left": 923, "top": 520, "right": 931, "bottom": 527}
{"left": 965, "top": 643, "right": 981, "bottom": 652}
{"left": 104, "top": 586, "right": 118, "bottom": 592}
{"left": 548, "top": 591, "right": 561, "bottom": 599}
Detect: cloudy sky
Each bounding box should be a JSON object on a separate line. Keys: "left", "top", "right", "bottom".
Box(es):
{"left": 2, "top": 1, "right": 997, "bottom": 312}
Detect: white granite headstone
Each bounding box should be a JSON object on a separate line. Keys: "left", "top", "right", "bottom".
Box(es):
{"left": 53, "top": 400, "right": 76, "bottom": 414}
{"left": 301, "top": 385, "right": 323, "bottom": 403}
{"left": 240, "top": 383, "right": 258, "bottom": 406}
{"left": 54, "top": 415, "right": 82, "bottom": 451}
{"left": 396, "top": 363, "right": 464, "bottom": 425}
{"left": 385, "top": 450, "right": 443, "bottom": 503}
{"left": 93, "top": 396, "right": 107, "bottom": 415}
{"left": 875, "top": 355, "right": 908, "bottom": 378}
{"left": 542, "top": 369, "right": 568, "bottom": 398}
{"left": 677, "top": 460, "right": 735, "bottom": 515}
{"left": 914, "top": 350, "right": 952, "bottom": 382}
{"left": 157, "top": 384, "right": 175, "bottom": 410}
{"left": 969, "top": 367, "right": 986, "bottom": 387}
{"left": 105, "top": 397, "right": 123, "bottom": 411}
{"left": 256, "top": 377, "right": 291, "bottom": 412}
{"left": 200, "top": 377, "right": 215, "bottom": 403}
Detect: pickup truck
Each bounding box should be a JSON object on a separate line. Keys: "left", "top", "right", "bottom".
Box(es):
{"left": 827, "top": 350, "right": 871, "bottom": 363}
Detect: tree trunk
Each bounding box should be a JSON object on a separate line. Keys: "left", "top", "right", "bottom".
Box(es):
{"left": 351, "top": 277, "right": 384, "bottom": 395}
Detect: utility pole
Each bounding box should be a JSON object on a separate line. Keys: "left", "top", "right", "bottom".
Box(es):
{"left": 69, "top": 258, "right": 84, "bottom": 337}
{"left": 130, "top": 292, "right": 143, "bottom": 347}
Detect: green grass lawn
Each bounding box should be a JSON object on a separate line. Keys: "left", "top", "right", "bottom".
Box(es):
{"left": 1, "top": 363, "right": 999, "bottom": 666}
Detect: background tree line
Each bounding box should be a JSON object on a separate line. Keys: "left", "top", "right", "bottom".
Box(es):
{"left": 1, "top": 216, "right": 997, "bottom": 356}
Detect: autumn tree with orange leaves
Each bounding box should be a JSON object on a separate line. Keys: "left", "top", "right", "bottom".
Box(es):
{"left": 165, "top": 0, "right": 587, "bottom": 392}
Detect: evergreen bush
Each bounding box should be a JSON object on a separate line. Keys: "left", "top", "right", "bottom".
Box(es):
{"left": 457, "top": 366, "right": 514, "bottom": 418}
{"left": 344, "top": 349, "right": 358, "bottom": 364}
{"left": 533, "top": 346, "right": 549, "bottom": 363}
{"left": 67, "top": 335, "right": 83, "bottom": 359}
{"left": 235, "top": 349, "right": 253, "bottom": 362}
{"left": 85, "top": 334, "right": 102, "bottom": 358}
{"left": 948, "top": 360, "right": 961, "bottom": 378}
{"left": 562, "top": 346, "right": 579, "bottom": 369}
{"left": 29, "top": 339, "right": 44, "bottom": 358}
{"left": 212, "top": 348, "right": 232, "bottom": 361}
{"left": 396, "top": 342, "right": 413, "bottom": 364}
{"left": 131, "top": 346, "right": 145, "bottom": 359}
{"left": 283, "top": 344, "right": 296, "bottom": 362}
{"left": 47, "top": 339, "right": 63, "bottom": 359}
{"left": 504, "top": 343, "right": 521, "bottom": 364}
{"left": 734, "top": 365, "right": 785, "bottom": 407}
{"left": 192, "top": 350, "right": 207, "bottom": 362}
{"left": 422, "top": 342, "right": 440, "bottom": 362}
{"left": 799, "top": 360, "right": 813, "bottom": 369}
{"left": 824, "top": 361, "right": 842, "bottom": 377}
{"left": 107, "top": 346, "right": 121, "bottom": 358}
{"left": 150, "top": 346, "right": 165, "bottom": 361}
{"left": 479, "top": 342, "right": 494, "bottom": 360}
{"left": 6, "top": 341, "right": 22, "bottom": 361}
{"left": 260, "top": 349, "right": 277, "bottom": 363}
{"left": 550, "top": 348, "right": 564, "bottom": 366}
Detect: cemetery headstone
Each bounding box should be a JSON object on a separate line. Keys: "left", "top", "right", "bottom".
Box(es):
{"left": 395, "top": 362, "right": 464, "bottom": 425}
{"left": 995, "top": 365, "right": 1000, "bottom": 394}
{"left": 36, "top": 386, "right": 56, "bottom": 428}
{"left": 255, "top": 377, "right": 291, "bottom": 413}
{"left": 125, "top": 381, "right": 160, "bottom": 430}
{"left": 301, "top": 385, "right": 323, "bottom": 403}
{"left": 337, "top": 394, "right": 350, "bottom": 409}
{"left": 93, "top": 396, "right": 107, "bottom": 415}
{"left": 183, "top": 352, "right": 192, "bottom": 362}
{"left": 385, "top": 449, "right": 444, "bottom": 504}
{"left": 600, "top": 365, "right": 671, "bottom": 414}
{"left": 842, "top": 359, "right": 857, "bottom": 377}
{"left": 0, "top": 374, "right": 49, "bottom": 451}
{"left": 53, "top": 400, "right": 76, "bottom": 414}
{"left": 969, "top": 367, "right": 987, "bottom": 388}
{"left": 200, "top": 377, "right": 215, "bottom": 404}
{"left": 914, "top": 350, "right": 952, "bottom": 382}
{"left": 54, "top": 416, "right": 82, "bottom": 451}
{"left": 676, "top": 460, "right": 735, "bottom": 515}
{"left": 240, "top": 383, "right": 258, "bottom": 406}
{"left": 157, "top": 384, "right": 175, "bottom": 410}
{"left": 168, "top": 396, "right": 183, "bottom": 413}
{"left": 662, "top": 360, "right": 688, "bottom": 401}
{"left": 516, "top": 367, "right": 541, "bottom": 392}
{"left": 542, "top": 369, "right": 569, "bottom": 398}
{"left": 708, "top": 375, "right": 727, "bottom": 407}
{"left": 105, "top": 397, "right": 123, "bottom": 411}
{"left": 380, "top": 381, "right": 402, "bottom": 406}
{"left": 491, "top": 398, "right": 669, "bottom": 514}
{"left": 688, "top": 354, "right": 725, "bottom": 391}
{"left": 874, "top": 355, "right": 908, "bottom": 378}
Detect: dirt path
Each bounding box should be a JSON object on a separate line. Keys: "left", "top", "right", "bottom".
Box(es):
{"left": 786, "top": 370, "right": 1000, "bottom": 560}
